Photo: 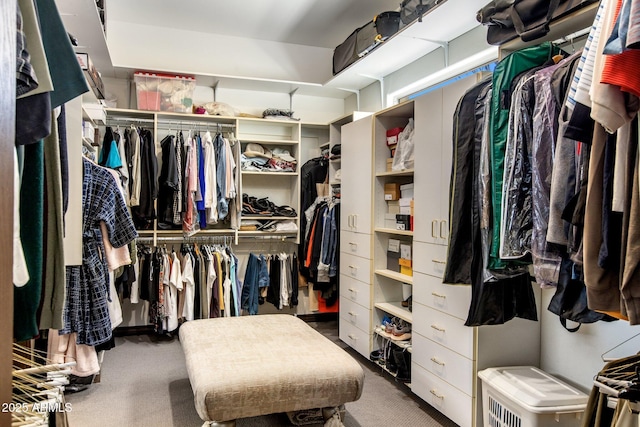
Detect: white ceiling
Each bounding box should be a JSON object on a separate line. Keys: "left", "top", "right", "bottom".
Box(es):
{"left": 107, "top": 0, "right": 401, "bottom": 50}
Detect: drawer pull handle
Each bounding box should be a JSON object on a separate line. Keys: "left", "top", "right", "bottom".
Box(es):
{"left": 348, "top": 334, "right": 357, "bottom": 341}
{"left": 348, "top": 311, "right": 357, "bottom": 317}
{"left": 432, "top": 259, "right": 446, "bottom": 265}
{"left": 349, "top": 265, "right": 358, "bottom": 273}
{"left": 439, "top": 220, "right": 448, "bottom": 239}
{"left": 431, "top": 324, "right": 445, "bottom": 332}
{"left": 348, "top": 288, "right": 356, "bottom": 293}
{"left": 431, "top": 220, "right": 438, "bottom": 238}
{"left": 349, "top": 242, "right": 358, "bottom": 250}
{"left": 430, "top": 357, "right": 445, "bottom": 366}
{"left": 430, "top": 389, "right": 444, "bottom": 399}
{"left": 431, "top": 292, "right": 446, "bottom": 299}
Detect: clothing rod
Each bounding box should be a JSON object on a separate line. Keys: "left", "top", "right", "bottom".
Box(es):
{"left": 553, "top": 27, "right": 591, "bottom": 46}
{"left": 106, "top": 117, "right": 156, "bottom": 124}
{"left": 158, "top": 121, "right": 236, "bottom": 129}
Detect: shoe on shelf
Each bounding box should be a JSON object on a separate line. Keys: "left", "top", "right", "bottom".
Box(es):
{"left": 370, "top": 349, "right": 384, "bottom": 362}
{"left": 401, "top": 295, "right": 412, "bottom": 312}
{"left": 391, "top": 320, "right": 412, "bottom": 341}
{"left": 384, "top": 316, "right": 400, "bottom": 334}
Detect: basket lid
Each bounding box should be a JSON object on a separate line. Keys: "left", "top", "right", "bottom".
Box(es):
{"left": 478, "top": 366, "right": 588, "bottom": 410}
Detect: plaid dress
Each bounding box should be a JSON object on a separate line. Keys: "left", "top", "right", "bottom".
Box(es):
{"left": 60, "top": 159, "right": 138, "bottom": 346}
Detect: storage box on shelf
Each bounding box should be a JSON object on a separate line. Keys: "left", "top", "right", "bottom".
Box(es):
{"left": 134, "top": 72, "right": 196, "bottom": 113}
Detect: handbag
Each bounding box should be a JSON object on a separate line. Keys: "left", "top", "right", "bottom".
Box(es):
{"left": 476, "top": 0, "right": 598, "bottom": 45}
{"left": 548, "top": 258, "right": 617, "bottom": 332}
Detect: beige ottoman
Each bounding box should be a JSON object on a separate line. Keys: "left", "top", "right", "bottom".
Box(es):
{"left": 179, "top": 314, "right": 364, "bottom": 426}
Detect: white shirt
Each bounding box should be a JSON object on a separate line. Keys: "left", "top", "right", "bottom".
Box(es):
{"left": 182, "top": 253, "right": 195, "bottom": 321}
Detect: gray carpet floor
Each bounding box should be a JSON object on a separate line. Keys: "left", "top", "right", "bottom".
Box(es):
{"left": 65, "top": 320, "right": 458, "bottom": 427}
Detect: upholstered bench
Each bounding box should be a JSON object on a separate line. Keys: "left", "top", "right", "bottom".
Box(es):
{"left": 179, "top": 314, "right": 364, "bottom": 426}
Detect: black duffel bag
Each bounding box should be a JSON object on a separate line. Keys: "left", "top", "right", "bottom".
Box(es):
{"left": 476, "top": 0, "right": 598, "bottom": 46}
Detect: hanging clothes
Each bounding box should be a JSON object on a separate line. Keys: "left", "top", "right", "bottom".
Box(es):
{"left": 59, "top": 159, "right": 138, "bottom": 346}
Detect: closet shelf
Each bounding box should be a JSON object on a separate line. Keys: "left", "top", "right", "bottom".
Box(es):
{"left": 324, "top": 0, "right": 488, "bottom": 91}
{"left": 375, "top": 302, "right": 413, "bottom": 324}
{"left": 375, "top": 227, "right": 413, "bottom": 237}
{"left": 376, "top": 169, "right": 414, "bottom": 177}
{"left": 330, "top": 158, "right": 341, "bottom": 163}
{"left": 330, "top": 181, "right": 341, "bottom": 186}
{"left": 241, "top": 215, "right": 298, "bottom": 221}
{"left": 320, "top": 142, "right": 330, "bottom": 149}
{"left": 241, "top": 171, "right": 298, "bottom": 176}
{"left": 374, "top": 326, "right": 413, "bottom": 349}
{"left": 238, "top": 137, "right": 299, "bottom": 145}
{"left": 82, "top": 137, "right": 97, "bottom": 150}
{"left": 375, "top": 269, "right": 413, "bottom": 284}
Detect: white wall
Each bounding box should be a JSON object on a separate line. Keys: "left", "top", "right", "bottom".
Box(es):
{"left": 539, "top": 288, "right": 640, "bottom": 390}
{"left": 106, "top": 20, "right": 334, "bottom": 85}
{"left": 102, "top": 77, "right": 345, "bottom": 123}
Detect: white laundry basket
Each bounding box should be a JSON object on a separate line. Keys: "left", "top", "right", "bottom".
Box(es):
{"left": 478, "top": 366, "right": 588, "bottom": 427}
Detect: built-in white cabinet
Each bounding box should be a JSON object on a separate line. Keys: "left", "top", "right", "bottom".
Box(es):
{"left": 339, "top": 116, "right": 374, "bottom": 359}
{"left": 340, "top": 117, "right": 373, "bottom": 235}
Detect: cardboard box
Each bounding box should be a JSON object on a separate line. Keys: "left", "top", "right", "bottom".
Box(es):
{"left": 396, "top": 214, "right": 411, "bottom": 230}
{"left": 410, "top": 199, "right": 414, "bottom": 216}
{"left": 384, "top": 213, "right": 397, "bottom": 228}
{"left": 387, "top": 239, "right": 400, "bottom": 272}
{"left": 399, "top": 206, "right": 411, "bottom": 215}
{"left": 400, "top": 183, "right": 414, "bottom": 199}
{"left": 384, "top": 183, "right": 400, "bottom": 201}
{"left": 399, "top": 258, "right": 412, "bottom": 268}
{"left": 400, "top": 243, "right": 412, "bottom": 260}
{"left": 399, "top": 254, "right": 413, "bottom": 276}
{"left": 399, "top": 197, "right": 412, "bottom": 207}
{"left": 400, "top": 264, "right": 413, "bottom": 276}
{"left": 83, "top": 103, "right": 106, "bottom": 125}
{"left": 386, "top": 158, "right": 393, "bottom": 172}
{"left": 77, "top": 52, "right": 105, "bottom": 99}
{"left": 83, "top": 121, "right": 95, "bottom": 143}
{"left": 387, "top": 200, "right": 400, "bottom": 215}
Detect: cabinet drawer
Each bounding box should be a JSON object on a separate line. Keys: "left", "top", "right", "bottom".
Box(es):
{"left": 412, "top": 333, "right": 474, "bottom": 396}
{"left": 413, "top": 241, "right": 448, "bottom": 278}
{"left": 339, "top": 320, "right": 372, "bottom": 359}
{"left": 340, "top": 230, "right": 372, "bottom": 260}
{"left": 339, "top": 298, "right": 371, "bottom": 333}
{"left": 339, "top": 274, "right": 371, "bottom": 308}
{"left": 412, "top": 303, "right": 474, "bottom": 358}
{"left": 340, "top": 252, "right": 372, "bottom": 284}
{"left": 411, "top": 364, "right": 473, "bottom": 427}
{"left": 413, "top": 271, "right": 471, "bottom": 321}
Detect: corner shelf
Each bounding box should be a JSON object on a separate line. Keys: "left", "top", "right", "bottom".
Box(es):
{"left": 376, "top": 169, "right": 414, "bottom": 177}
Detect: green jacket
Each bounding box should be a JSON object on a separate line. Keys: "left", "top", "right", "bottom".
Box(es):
{"left": 489, "top": 42, "right": 561, "bottom": 270}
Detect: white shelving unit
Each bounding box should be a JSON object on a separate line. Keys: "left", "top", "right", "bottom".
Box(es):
{"left": 104, "top": 108, "right": 306, "bottom": 243}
